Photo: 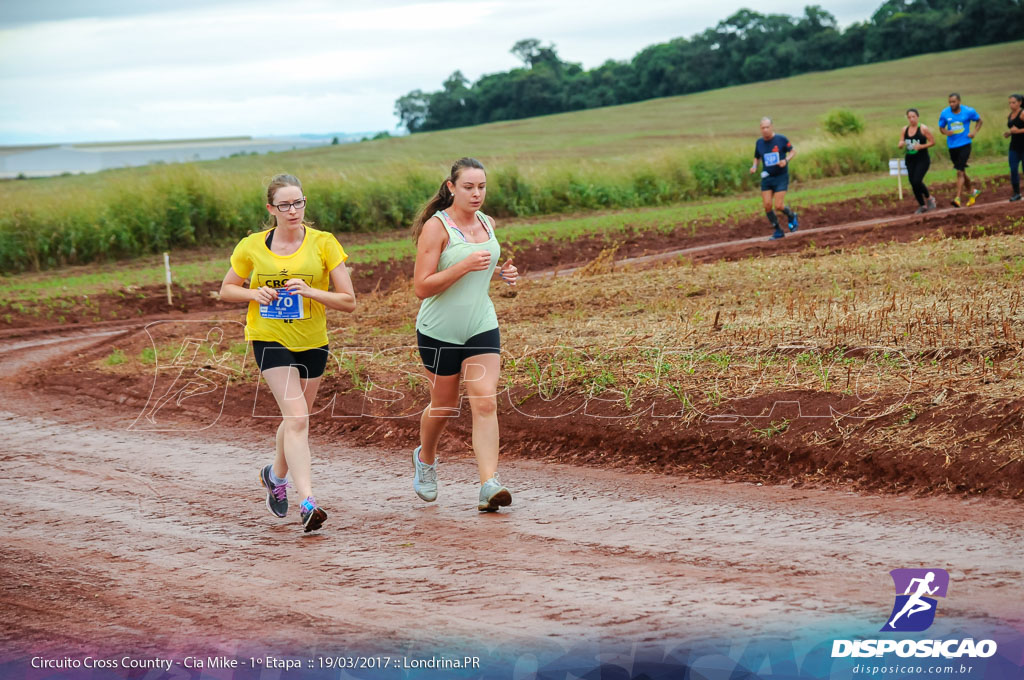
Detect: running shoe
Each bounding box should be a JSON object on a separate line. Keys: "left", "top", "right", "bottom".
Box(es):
{"left": 299, "top": 497, "right": 327, "bottom": 532}
{"left": 966, "top": 188, "right": 980, "bottom": 207}
{"left": 914, "top": 206, "right": 928, "bottom": 214}
{"left": 412, "top": 445, "right": 438, "bottom": 502}
{"left": 770, "top": 229, "right": 785, "bottom": 240}
{"left": 927, "top": 196, "right": 937, "bottom": 210}
{"left": 259, "top": 464, "right": 288, "bottom": 518}
{"left": 787, "top": 211, "right": 799, "bottom": 232}
{"left": 478, "top": 475, "right": 512, "bottom": 512}
{"left": 1010, "top": 194, "right": 1021, "bottom": 202}
{"left": 951, "top": 197, "right": 962, "bottom": 208}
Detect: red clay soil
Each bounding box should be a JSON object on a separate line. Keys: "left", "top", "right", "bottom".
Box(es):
{"left": 19, "top": 318, "right": 1024, "bottom": 500}
{"left": 3, "top": 176, "right": 1022, "bottom": 333}
{"left": 0, "top": 331, "right": 1021, "bottom": 660}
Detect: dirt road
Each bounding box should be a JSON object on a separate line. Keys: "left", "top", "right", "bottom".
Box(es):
{"left": 0, "top": 332, "right": 1021, "bottom": 665}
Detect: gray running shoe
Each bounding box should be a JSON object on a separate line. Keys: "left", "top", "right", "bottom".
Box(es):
{"left": 478, "top": 475, "right": 512, "bottom": 512}
{"left": 412, "top": 445, "right": 438, "bottom": 502}
{"left": 914, "top": 206, "right": 928, "bottom": 214}
{"left": 927, "top": 196, "right": 937, "bottom": 210}
{"left": 259, "top": 464, "right": 288, "bottom": 518}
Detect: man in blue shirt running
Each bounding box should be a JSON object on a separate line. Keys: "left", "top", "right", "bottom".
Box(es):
{"left": 938, "top": 93, "right": 983, "bottom": 207}
{"left": 750, "top": 117, "right": 799, "bottom": 240}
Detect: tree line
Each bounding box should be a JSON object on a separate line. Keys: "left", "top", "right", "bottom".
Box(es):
{"left": 395, "top": 0, "right": 1024, "bottom": 133}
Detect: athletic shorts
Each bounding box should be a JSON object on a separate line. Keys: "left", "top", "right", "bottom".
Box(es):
{"left": 948, "top": 144, "right": 971, "bottom": 171}
{"left": 416, "top": 327, "right": 500, "bottom": 376}
{"left": 252, "top": 340, "right": 329, "bottom": 379}
{"left": 760, "top": 173, "right": 789, "bottom": 193}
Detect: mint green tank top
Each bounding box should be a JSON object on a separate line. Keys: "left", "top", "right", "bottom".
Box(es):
{"left": 415, "top": 210, "right": 500, "bottom": 344}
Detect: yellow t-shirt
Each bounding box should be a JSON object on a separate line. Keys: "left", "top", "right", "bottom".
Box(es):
{"left": 229, "top": 225, "right": 348, "bottom": 350}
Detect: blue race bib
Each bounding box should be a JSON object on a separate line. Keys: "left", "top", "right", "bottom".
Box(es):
{"left": 259, "top": 289, "right": 305, "bottom": 319}
{"left": 763, "top": 151, "right": 780, "bottom": 167}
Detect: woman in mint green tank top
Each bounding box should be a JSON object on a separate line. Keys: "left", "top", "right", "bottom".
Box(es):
{"left": 409, "top": 158, "right": 519, "bottom": 512}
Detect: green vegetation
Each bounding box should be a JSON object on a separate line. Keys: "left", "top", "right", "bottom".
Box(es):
{"left": 104, "top": 349, "right": 126, "bottom": 366}
{"left": 0, "top": 41, "right": 1019, "bottom": 273}
{"left": 0, "top": 160, "right": 1008, "bottom": 301}
{"left": 823, "top": 109, "right": 866, "bottom": 137}
{"left": 753, "top": 420, "right": 790, "bottom": 439}
{"left": 397, "top": 3, "right": 1023, "bottom": 132}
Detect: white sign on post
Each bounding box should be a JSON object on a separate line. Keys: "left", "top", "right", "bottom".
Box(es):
{"left": 889, "top": 158, "right": 908, "bottom": 200}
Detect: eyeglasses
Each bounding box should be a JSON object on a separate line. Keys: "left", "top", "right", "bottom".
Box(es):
{"left": 272, "top": 199, "right": 306, "bottom": 212}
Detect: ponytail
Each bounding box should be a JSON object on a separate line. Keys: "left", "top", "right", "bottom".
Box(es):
{"left": 412, "top": 180, "right": 455, "bottom": 243}
{"left": 412, "top": 157, "right": 485, "bottom": 243}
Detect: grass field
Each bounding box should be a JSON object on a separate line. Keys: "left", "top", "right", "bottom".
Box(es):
{"left": 0, "top": 160, "right": 1008, "bottom": 303}
{"left": 1, "top": 41, "right": 1020, "bottom": 272}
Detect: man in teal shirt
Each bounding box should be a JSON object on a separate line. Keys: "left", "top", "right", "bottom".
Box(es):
{"left": 938, "top": 92, "right": 983, "bottom": 207}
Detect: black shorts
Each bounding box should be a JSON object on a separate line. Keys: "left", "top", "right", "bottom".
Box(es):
{"left": 948, "top": 144, "right": 971, "bottom": 171}
{"left": 252, "top": 341, "right": 329, "bottom": 379}
{"left": 416, "top": 328, "right": 500, "bottom": 376}
{"left": 760, "top": 172, "right": 789, "bottom": 193}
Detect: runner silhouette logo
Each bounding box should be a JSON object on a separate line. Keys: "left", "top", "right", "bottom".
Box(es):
{"left": 882, "top": 568, "right": 949, "bottom": 632}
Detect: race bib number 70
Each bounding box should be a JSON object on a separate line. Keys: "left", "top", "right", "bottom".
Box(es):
{"left": 259, "top": 289, "right": 305, "bottom": 319}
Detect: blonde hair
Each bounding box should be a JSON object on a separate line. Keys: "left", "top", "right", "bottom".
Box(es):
{"left": 264, "top": 173, "right": 307, "bottom": 229}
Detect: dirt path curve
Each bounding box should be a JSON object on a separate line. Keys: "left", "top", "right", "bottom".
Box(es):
{"left": 533, "top": 198, "right": 1024, "bottom": 278}
{"left": 0, "top": 332, "right": 1021, "bottom": 661}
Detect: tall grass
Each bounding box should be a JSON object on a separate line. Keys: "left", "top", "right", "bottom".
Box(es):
{"left": 0, "top": 130, "right": 1005, "bottom": 272}
{"left": 2, "top": 160, "right": 1008, "bottom": 302}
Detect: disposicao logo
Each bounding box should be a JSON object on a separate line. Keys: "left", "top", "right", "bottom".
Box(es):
{"left": 882, "top": 568, "right": 948, "bottom": 632}
{"left": 831, "top": 569, "right": 998, "bottom": 659}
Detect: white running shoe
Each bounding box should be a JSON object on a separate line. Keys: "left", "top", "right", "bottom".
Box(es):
{"left": 412, "top": 446, "right": 438, "bottom": 502}
{"left": 478, "top": 475, "right": 512, "bottom": 512}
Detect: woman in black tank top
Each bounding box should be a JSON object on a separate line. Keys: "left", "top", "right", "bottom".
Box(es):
{"left": 1005, "top": 94, "right": 1024, "bottom": 201}
{"left": 898, "top": 108, "right": 936, "bottom": 213}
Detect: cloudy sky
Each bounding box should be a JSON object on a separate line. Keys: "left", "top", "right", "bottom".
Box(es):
{"left": 0, "top": 0, "right": 872, "bottom": 144}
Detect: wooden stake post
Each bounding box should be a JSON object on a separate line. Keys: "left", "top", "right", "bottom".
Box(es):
{"left": 164, "top": 252, "right": 173, "bottom": 305}
{"left": 889, "top": 158, "right": 908, "bottom": 200}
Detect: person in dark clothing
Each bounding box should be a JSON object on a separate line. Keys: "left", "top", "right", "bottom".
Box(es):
{"left": 898, "top": 108, "right": 937, "bottom": 213}
{"left": 750, "top": 117, "right": 798, "bottom": 240}
{"left": 1005, "top": 94, "right": 1024, "bottom": 202}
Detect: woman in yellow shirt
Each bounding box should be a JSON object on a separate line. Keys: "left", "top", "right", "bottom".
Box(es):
{"left": 220, "top": 174, "right": 356, "bottom": 532}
